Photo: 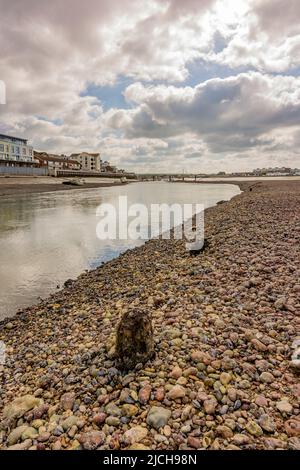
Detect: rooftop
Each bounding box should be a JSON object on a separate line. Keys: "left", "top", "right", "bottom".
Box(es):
{"left": 0, "top": 133, "right": 28, "bottom": 144}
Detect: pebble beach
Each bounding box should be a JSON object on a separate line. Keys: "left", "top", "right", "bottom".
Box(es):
{"left": 0, "top": 180, "right": 299, "bottom": 451}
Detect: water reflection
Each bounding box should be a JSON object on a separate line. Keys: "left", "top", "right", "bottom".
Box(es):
{"left": 0, "top": 182, "right": 240, "bottom": 319}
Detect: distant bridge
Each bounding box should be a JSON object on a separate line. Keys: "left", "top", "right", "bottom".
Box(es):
{"left": 136, "top": 173, "right": 208, "bottom": 182}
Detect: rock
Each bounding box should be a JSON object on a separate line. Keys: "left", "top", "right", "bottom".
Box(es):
{"left": 284, "top": 419, "right": 300, "bottom": 437}
{"left": 7, "top": 425, "right": 28, "bottom": 446}
{"left": 105, "top": 403, "right": 121, "bottom": 416}
{"left": 61, "top": 416, "right": 79, "bottom": 431}
{"left": 60, "top": 392, "right": 75, "bottom": 411}
{"left": 128, "top": 443, "right": 150, "bottom": 450}
{"left": 276, "top": 400, "right": 293, "bottom": 414}
{"left": 7, "top": 439, "right": 32, "bottom": 450}
{"left": 191, "top": 351, "right": 211, "bottom": 364}
{"left": 170, "top": 366, "right": 182, "bottom": 379}
{"left": 138, "top": 385, "right": 151, "bottom": 405}
{"left": 155, "top": 387, "right": 165, "bottom": 402}
{"left": 21, "top": 427, "right": 38, "bottom": 440}
{"left": 288, "top": 437, "right": 300, "bottom": 450}
{"left": 255, "top": 395, "right": 268, "bottom": 407}
{"left": 147, "top": 406, "right": 171, "bottom": 430}
{"left": 274, "top": 297, "right": 286, "bottom": 310}
{"left": 106, "top": 416, "right": 120, "bottom": 426}
{"left": 251, "top": 339, "right": 267, "bottom": 352}
{"left": 79, "top": 431, "right": 105, "bottom": 450}
{"left": 187, "top": 436, "right": 202, "bottom": 449}
{"left": 216, "top": 425, "right": 234, "bottom": 439}
{"left": 115, "top": 307, "right": 155, "bottom": 370}
{"left": 3, "top": 395, "right": 42, "bottom": 420}
{"left": 167, "top": 385, "right": 186, "bottom": 400}
{"left": 259, "top": 372, "right": 274, "bottom": 384}
{"left": 232, "top": 434, "right": 250, "bottom": 446}
{"left": 93, "top": 413, "right": 107, "bottom": 426}
{"left": 258, "top": 414, "right": 276, "bottom": 433}
{"left": 123, "top": 426, "right": 148, "bottom": 444}
{"left": 122, "top": 404, "right": 139, "bottom": 417}
{"left": 220, "top": 372, "right": 231, "bottom": 386}
{"left": 245, "top": 420, "right": 263, "bottom": 437}
{"left": 203, "top": 397, "right": 217, "bottom": 415}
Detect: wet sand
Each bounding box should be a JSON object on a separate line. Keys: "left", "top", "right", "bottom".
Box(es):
{"left": 0, "top": 177, "right": 130, "bottom": 196}
{"left": 0, "top": 180, "right": 299, "bottom": 450}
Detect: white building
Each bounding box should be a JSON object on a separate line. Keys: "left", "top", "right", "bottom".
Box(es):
{"left": 0, "top": 133, "right": 34, "bottom": 166}
{"left": 70, "top": 152, "right": 101, "bottom": 172}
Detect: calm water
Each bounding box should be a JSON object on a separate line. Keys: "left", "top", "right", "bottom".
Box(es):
{"left": 0, "top": 182, "right": 240, "bottom": 319}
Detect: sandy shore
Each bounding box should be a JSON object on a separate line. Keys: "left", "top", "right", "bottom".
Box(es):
{"left": 0, "top": 180, "right": 299, "bottom": 450}
{"left": 0, "top": 176, "right": 130, "bottom": 196}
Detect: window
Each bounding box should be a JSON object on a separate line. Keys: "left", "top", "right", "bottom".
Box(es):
{"left": 0, "top": 144, "right": 4, "bottom": 151}
{"left": 23, "top": 148, "right": 26, "bottom": 155}
{"left": 16, "top": 146, "right": 20, "bottom": 154}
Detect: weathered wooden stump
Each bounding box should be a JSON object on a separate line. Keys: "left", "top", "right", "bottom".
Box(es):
{"left": 115, "top": 308, "right": 155, "bottom": 370}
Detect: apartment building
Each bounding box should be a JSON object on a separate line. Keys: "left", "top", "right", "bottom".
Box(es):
{"left": 70, "top": 152, "right": 101, "bottom": 172}
{"left": 34, "top": 151, "right": 81, "bottom": 170}
{"left": 0, "top": 134, "right": 34, "bottom": 166}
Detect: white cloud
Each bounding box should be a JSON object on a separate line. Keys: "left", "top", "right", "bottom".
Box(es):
{"left": 0, "top": 0, "right": 299, "bottom": 172}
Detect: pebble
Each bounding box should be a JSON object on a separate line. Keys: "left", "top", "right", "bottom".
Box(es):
{"left": 147, "top": 407, "right": 171, "bottom": 430}
{"left": 167, "top": 385, "right": 186, "bottom": 400}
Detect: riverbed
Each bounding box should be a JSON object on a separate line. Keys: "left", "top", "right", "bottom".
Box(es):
{"left": 0, "top": 182, "right": 240, "bottom": 319}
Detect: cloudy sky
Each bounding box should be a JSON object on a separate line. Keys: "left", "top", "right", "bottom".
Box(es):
{"left": 0, "top": 0, "right": 300, "bottom": 173}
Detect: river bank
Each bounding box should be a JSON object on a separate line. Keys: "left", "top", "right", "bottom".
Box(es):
{"left": 0, "top": 180, "right": 299, "bottom": 450}
{"left": 0, "top": 176, "right": 130, "bottom": 197}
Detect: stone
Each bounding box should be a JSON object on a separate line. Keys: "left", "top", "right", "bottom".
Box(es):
{"left": 191, "top": 351, "right": 211, "bottom": 364}
{"left": 128, "top": 443, "right": 150, "bottom": 450}
{"left": 105, "top": 403, "right": 121, "bottom": 416}
{"left": 106, "top": 416, "right": 120, "bottom": 426}
{"left": 216, "top": 425, "right": 234, "bottom": 439}
{"left": 284, "top": 419, "right": 300, "bottom": 437}
{"left": 155, "top": 387, "right": 165, "bottom": 402}
{"left": 123, "top": 426, "right": 148, "bottom": 444}
{"left": 7, "top": 439, "right": 32, "bottom": 451}
{"left": 167, "top": 385, "right": 186, "bottom": 400}
{"left": 93, "top": 413, "right": 107, "bottom": 426}
{"left": 203, "top": 397, "right": 217, "bottom": 415}
{"left": 288, "top": 437, "right": 300, "bottom": 450}
{"left": 146, "top": 406, "right": 171, "bottom": 430}
{"left": 60, "top": 392, "right": 75, "bottom": 411}
{"left": 61, "top": 416, "right": 79, "bottom": 431}
{"left": 220, "top": 372, "right": 231, "bottom": 386}
{"left": 276, "top": 400, "right": 293, "bottom": 414}
{"left": 246, "top": 420, "right": 263, "bottom": 436}
{"left": 258, "top": 414, "right": 276, "bottom": 433}
{"left": 21, "top": 427, "right": 38, "bottom": 440}
{"left": 7, "top": 425, "right": 29, "bottom": 446}
{"left": 79, "top": 431, "right": 105, "bottom": 450}
{"left": 138, "top": 385, "right": 151, "bottom": 405}
{"left": 259, "top": 372, "right": 274, "bottom": 384}
{"left": 115, "top": 307, "right": 155, "bottom": 370}
{"left": 170, "top": 366, "right": 182, "bottom": 379}
{"left": 3, "top": 395, "right": 42, "bottom": 420}
{"left": 255, "top": 395, "right": 268, "bottom": 407}
{"left": 232, "top": 434, "right": 250, "bottom": 446}
{"left": 188, "top": 436, "right": 202, "bottom": 449}
{"left": 122, "top": 404, "right": 139, "bottom": 417}
{"left": 251, "top": 339, "right": 267, "bottom": 352}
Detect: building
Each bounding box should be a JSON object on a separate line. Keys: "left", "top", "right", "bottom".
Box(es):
{"left": 0, "top": 133, "right": 34, "bottom": 167}
{"left": 70, "top": 152, "right": 101, "bottom": 172}
{"left": 101, "top": 160, "right": 119, "bottom": 173}
{"left": 34, "top": 151, "right": 81, "bottom": 171}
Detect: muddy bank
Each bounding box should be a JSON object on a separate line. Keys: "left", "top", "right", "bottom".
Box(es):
{"left": 0, "top": 177, "right": 131, "bottom": 197}
{"left": 0, "top": 181, "right": 299, "bottom": 450}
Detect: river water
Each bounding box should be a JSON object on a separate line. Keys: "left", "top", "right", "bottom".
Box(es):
{"left": 0, "top": 182, "right": 240, "bottom": 319}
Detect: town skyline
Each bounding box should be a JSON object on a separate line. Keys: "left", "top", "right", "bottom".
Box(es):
{"left": 0, "top": 0, "right": 300, "bottom": 173}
